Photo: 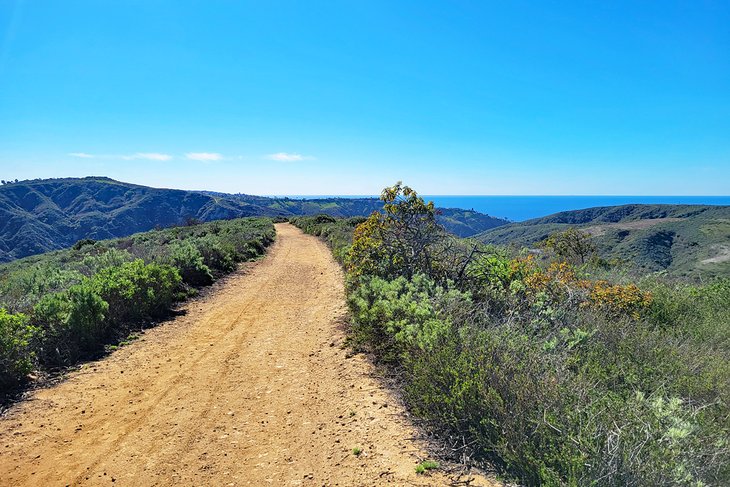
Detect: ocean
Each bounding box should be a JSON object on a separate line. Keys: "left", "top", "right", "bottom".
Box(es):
{"left": 286, "top": 195, "right": 730, "bottom": 222}
{"left": 423, "top": 196, "right": 730, "bottom": 221}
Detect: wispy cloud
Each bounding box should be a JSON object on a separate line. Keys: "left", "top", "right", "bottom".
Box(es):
{"left": 68, "top": 152, "right": 173, "bottom": 161}
{"left": 186, "top": 152, "right": 223, "bottom": 162}
{"left": 125, "top": 152, "right": 172, "bottom": 161}
{"left": 266, "top": 152, "right": 314, "bottom": 162}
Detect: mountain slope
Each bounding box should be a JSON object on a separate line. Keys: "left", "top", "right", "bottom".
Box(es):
{"left": 476, "top": 204, "right": 730, "bottom": 277}
{"left": 0, "top": 177, "right": 508, "bottom": 262}
{"left": 0, "top": 178, "right": 269, "bottom": 262}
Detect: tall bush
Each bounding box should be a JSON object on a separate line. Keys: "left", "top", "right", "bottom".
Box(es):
{"left": 90, "top": 260, "right": 180, "bottom": 326}
{"left": 0, "top": 309, "right": 36, "bottom": 387}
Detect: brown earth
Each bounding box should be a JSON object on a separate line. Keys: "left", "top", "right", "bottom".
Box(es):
{"left": 0, "top": 223, "right": 496, "bottom": 486}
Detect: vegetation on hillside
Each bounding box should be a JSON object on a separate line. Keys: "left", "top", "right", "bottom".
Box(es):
{"left": 0, "top": 217, "right": 274, "bottom": 394}
{"left": 477, "top": 204, "right": 730, "bottom": 278}
{"left": 0, "top": 177, "right": 507, "bottom": 262}
{"left": 294, "top": 185, "right": 730, "bottom": 486}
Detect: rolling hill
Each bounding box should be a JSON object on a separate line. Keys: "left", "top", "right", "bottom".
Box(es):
{"left": 476, "top": 204, "right": 730, "bottom": 277}
{"left": 0, "top": 177, "right": 508, "bottom": 262}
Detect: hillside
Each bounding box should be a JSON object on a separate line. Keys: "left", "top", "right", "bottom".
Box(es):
{"left": 0, "top": 177, "right": 508, "bottom": 262}
{"left": 477, "top": 204, "right": 730, "bottom": 277}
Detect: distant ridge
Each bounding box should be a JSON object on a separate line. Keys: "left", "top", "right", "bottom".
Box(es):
{"left": 0, "top": 177, "right": 508, "bottom": 262}
{"left": 477, "top": 204, "right": 730, "bottom": 277}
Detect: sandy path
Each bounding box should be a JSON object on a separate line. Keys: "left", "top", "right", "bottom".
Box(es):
{"left": 0, "top": 224, "right": 494, "bottom": 486}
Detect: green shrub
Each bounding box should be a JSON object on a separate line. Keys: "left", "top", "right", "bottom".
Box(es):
{"left": 0, "top": 309, "right": 37, "bottom": 388}
{"left": 72, "top": 238, "right": 96, "bottom": 251}
{"left": 78, "top": 248, "right": 133, "bottom": 275}
{"left": 67, "top": 283, "right": 110, "bottom": 347}
{"left": 90, "top": 260, "right": 180, "bottom": 326}
{"left": 33, "top": 292, "right": 74, "bottom": 364}
{"left": 194, "top": 235, "right": 236, "bottom": 273}
{"left": 0, "top": 264, "right": 83, "bottom": 313}
{"left": 403, "top": 317, "right": 580, "bottom": 485}
{"left": 415, "top": 460, "right": 439, "bottom": 474}
{"left": 32, "top": 260, "right": 180, "bottom": 367}
{"left": 347, "top": 274, "right": 465, "bottom": 361}
{"left": 355, "top": 273, "right": 724, "bottom": 484}
{"left": 354, "top": 272, "right": 729, "bottom": 485}
{"left": 164, "top": 241, "right": 213, "bottom": 285}
{"left": 33, "top": 283, "right": 109, "bottom": 365}
{"left": 312, "top": 214, "right": 337, "bottom": 224}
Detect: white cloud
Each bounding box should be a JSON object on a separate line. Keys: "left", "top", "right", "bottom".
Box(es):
{"left": 186, "top": 152, "right": 223, "bottom": 162}
{"left": 128, "top": 152, "right": 172, "bottom": 161}
{"left": 68, "top": 152, "right": 95, "bottom": 158}
{"left": 266, "top": 152, "right": 314, "bottom": 162}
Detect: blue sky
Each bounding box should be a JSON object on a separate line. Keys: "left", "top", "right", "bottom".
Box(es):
{"left": 0, "top": 1, "right": 728, "bottom": 195}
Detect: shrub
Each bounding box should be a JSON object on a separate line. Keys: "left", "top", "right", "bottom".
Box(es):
{"left": 193, "top": 235, "right": 236, "bottom": 273}
{"left": 347, "top": 274, "right": 466, "bottom": 361}
{"left": 164, "top": 241, "right": 213, "bottom": 286}
{"left": 0, "top": 264, "right": 83, "bottom": 313}
{"left": 356, "top": 272, "right": 729, "bottom": 485}
{"left": 66, "top": 283, "right": 110, "bottom": 348}
{"left": 582, "top": 280, "right": 652, "bottom": 318}
{"left": 0, "top": 309, "right": 36, "bottom": 388}
{"left": 415, "top": 460, "right": 439, "bottom": 474}
{"left": 90, "top": 260, "right": 180, "bottom": 327}
{"left": 72, "top": 238, "right": 96, "bottom": 251}
{"left": 77, "top": 248, "right": 134, "bottom": 277}
{"left": 33, "top": 283, "right": 109, "bottom": 365}
{"left": 33, "top": 292, "right": 74, "bottom": 364}
{"left": 403, "top": 316, "right": 580, "bottom": 485}
{"left": 312, "top": 214, "right": 337, "bottom": 224}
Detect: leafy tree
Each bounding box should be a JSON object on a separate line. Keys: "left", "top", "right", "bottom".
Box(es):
{"left": 349, "top": 182, "right": 444, "bottom": 279}
{"left": 543, "top": 228, "right": 596, "bottom": 264}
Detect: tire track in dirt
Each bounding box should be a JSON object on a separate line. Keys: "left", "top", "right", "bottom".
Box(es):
{"left": 0, "top": 223, "right": 496, "bottom": 486}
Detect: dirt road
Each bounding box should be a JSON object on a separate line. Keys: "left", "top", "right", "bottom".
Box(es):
{"left": 0, "top": 224, "right": 493, "bottom": 486}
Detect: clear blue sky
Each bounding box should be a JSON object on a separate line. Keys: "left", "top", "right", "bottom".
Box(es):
{"left": 0, "top": 1, "right": 728, "bottom": 195}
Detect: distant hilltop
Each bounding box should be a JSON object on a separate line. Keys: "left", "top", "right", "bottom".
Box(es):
{"left": 477, "top": 204, "right": 730, "bottom": 278}
{"left": 0, "top": 177, "right": 508, "bottom": 262}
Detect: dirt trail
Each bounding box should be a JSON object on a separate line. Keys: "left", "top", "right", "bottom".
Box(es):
{"left": 0, "top": 224, "right": 494, "bottom": 486}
